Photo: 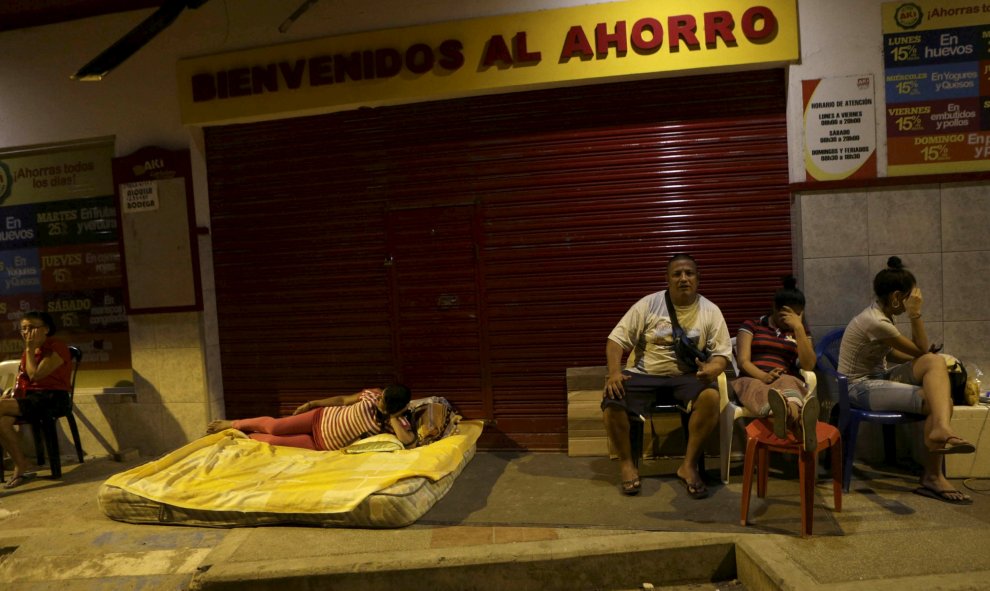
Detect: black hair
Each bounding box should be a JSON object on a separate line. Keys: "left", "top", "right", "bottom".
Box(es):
{"left": 382, "top": 384, "right": 412, "bottom": 414}
{"left": 667, "top": 253, "right": 698, "bottom": 271}
{"left": 873, "top": 256, "right": 916, "bottom": 301}
{"left": 23, "top": 310, "right": 56, "bottom": 336}
{"left": 773, "top": 275, "right": 805, "bottom": 310}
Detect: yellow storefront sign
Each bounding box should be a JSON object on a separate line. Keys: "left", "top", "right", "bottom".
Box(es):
{"left": 177, "top": 0, "right": 798, "bottom": 125}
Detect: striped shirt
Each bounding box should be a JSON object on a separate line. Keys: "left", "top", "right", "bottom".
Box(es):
{"left": 312, "top": 389, "right": 385, "bottom": 451}
{"left": 737, "top": 315, "right": 806, "bottom": 376}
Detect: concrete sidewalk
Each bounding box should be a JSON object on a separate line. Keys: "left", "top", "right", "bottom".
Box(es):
{"left": 1, "top": 450, "right": 988, "bottom": 591}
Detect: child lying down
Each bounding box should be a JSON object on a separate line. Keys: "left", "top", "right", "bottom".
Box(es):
{"left": 206, "top": 385, "right": 415, "bottom": 450}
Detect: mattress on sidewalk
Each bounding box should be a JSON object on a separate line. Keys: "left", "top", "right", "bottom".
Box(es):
{"left": 98, "top": 420, "right": 482, "bottom": 528}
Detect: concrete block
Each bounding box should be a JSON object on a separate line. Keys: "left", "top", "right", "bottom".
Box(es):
{"left": 567, "top": 423, "right": 603, "bottom": 435}
{"left": 945, "top": 405, "right": 989, "bottom": 477}
{"left": 567, "top": 389, "right": 604, "bottom": 403}
{"left": 567, "top": 437, "right": 610, "bottom": 457}
{"left": 567, "top": 399, "right": 603, "bottom": 416}
{"left": 566, "top": 367, "right": 606, "bottom": 392}
{"left": 884, "top": 406, "right": 990, "bottom": 478}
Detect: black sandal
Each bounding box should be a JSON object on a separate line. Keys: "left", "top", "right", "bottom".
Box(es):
{"left": 4, "top": 472, "right": 37, "bottom": 489}
{"left": 621, "top": 478, "right": 641, "bottom": 496}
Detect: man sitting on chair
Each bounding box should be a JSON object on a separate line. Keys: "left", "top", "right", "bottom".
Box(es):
{"left": 602, "top": 253, "right": 732, "bottom": 499}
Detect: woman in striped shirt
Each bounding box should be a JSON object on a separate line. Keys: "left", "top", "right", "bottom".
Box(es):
{"left": 733, "top": 276, "right": 819, "bottom": 451}
{"left": 207, "top": 384, "right": 415, "bottom": 450}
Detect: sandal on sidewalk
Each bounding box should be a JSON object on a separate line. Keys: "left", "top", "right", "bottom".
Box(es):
{"left": 676, "top": 474, "right": 709, "bottom": 500}
{"left": 4, "top": 472, "right": 37, "bottom": 489}
{"left": 913, "top": 484, "right": 973, "bottom": 505}
{"left": 620, "top": 478, "right": 641, "bottom": 496}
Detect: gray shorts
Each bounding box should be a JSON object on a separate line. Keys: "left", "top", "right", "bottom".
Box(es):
{"left": 848, "top": 361, "right": 923, "bottom": 414}
{"left": 601, "top": 371, "right": 715, "bottom": 419}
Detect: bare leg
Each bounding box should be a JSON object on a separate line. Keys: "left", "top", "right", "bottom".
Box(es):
{"left": 0, "top": 401, "right": 30, "bottom": 479}
{"left": 603, "top": 406, "right": 639, "bottom": 489}
{"left": 913, "top": 353, "right": 969, "bottom": 452}
{"left": 919, "top": 451, "right": 971, "bottom": 502}
{"left": 909, "top": 353, "right": 971, "bottom": 500}
{"left": 676, "top": 388, "right": 719, "bottom": 493}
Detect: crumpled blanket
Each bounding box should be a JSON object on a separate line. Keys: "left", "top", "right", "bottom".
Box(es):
{"left": 102, "top": 420, "right": 483, "bottom": 515}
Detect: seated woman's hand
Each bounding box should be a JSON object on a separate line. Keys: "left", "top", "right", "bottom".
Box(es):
{"left": 763, "top": 368, "right": 783, "bottom": 384}
{"left": 777, "top": 306, "right": 803, "bottom": 332}
{"left": 905, "top": 287, "right": 923, "bottom": 318}
{"left": 292, "top": 401, "right": 312, "bottom": 415}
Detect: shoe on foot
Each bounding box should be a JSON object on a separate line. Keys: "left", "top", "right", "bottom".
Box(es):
{"left": 799, "top": 395, "right": 820, "bottom": 453}
{"left": 767, "top": 388, "right": 787, "bottom": 439}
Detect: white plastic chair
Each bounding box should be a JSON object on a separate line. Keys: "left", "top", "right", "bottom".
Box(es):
{"left": 0, "top": 359, "right": 19, "bottom": 394}
{"left": 718, "top": 338, "right": 817, "bottom": 484}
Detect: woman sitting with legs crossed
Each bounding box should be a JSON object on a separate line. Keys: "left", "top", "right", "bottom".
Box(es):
{"left": 839, "top": 256, "right": 975, "bottom": 505}
{"left": 733, "top": 276, "right": 820, "bottom": 451}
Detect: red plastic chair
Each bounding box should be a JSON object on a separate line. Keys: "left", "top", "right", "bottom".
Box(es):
{"left": 740, "top": 418, "right": 842, "bottom": 537}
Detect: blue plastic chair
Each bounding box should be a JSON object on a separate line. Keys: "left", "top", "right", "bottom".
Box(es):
{"left": 814, "top": 328, "right": 925, "bottom": 492}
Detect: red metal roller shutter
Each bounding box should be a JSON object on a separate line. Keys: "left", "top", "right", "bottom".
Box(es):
{"left": 205, "top": 69, "right": 789, "bottom": 449}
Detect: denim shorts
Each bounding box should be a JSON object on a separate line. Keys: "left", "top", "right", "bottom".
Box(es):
{"left": 848, "top": 362, "right": 923, "bottom": 414}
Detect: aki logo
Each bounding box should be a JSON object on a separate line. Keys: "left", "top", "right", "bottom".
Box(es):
{"left": 894, "top": 3, "right": 923, "bottom": 30}
{"left": 0, "top": 160, "right": 11, "bottom": 205}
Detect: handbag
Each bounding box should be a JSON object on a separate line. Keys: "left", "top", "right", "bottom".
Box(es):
{"left": 407, "top": 396, "right": 461, "bottom": 446}
{"left": 665, "top": 290, "right": 709, "bottom": 373}
{"left": 941, "top": 354, "right": 973, "bottom": 405}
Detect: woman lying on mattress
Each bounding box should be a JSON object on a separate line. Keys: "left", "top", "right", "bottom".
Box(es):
{"left": 206, "top": 385, "right": 416, "bottom": 450}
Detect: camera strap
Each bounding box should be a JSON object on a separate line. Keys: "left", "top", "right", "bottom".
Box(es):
{"left": 664, "top": 290, "right": 709, "bottom": 362}
{"left": 664, "top": 289, "right": 684, "bottom": 337}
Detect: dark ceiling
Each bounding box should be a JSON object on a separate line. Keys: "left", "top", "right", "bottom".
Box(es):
{"left": 0, "top": 0, "right": 163, "bottom": 33}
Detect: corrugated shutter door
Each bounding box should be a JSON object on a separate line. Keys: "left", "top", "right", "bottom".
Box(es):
{"left": 205, "top": 69, "right": 789, "bottom": 449}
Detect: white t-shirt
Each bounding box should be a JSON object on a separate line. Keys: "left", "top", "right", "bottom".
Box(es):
{"left": 838, "top": 302, "right": 901, "bottom": 380}
{"left": 608, "top": 291, "right": 732, "bottom": 376}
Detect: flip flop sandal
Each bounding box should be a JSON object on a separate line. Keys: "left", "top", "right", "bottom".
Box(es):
{"left": 767, "top": 388, "right": 788, "bottom": 440}
{"left": 800, "top": 395, "right": 820, "bottom": 453}
{"left": 913, "top": 485, "right": 973, "bottom": 505}
{"left": 4, "top": 472, "right": 37, "bottom": 489}
{"left": 621, "top": 478, "right": 641, "bottom": 496}
{"left": 931, "top": 437, "right": 976, "bottom": 455}
{"left": 677, "top": 475, "right": 709, "bottom": 500}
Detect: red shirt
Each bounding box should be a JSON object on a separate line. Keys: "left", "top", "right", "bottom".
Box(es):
{"left": 17, "top": 338, "right": 72, "bottom": 395}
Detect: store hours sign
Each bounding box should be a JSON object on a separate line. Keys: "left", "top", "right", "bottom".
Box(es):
{"left": 803, "top": 75, "right": 878, "bottom": 181}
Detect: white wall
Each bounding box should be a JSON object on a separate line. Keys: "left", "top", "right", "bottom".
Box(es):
{"left": 1, "top": 0, "right": 984, "bottom": 456}
{"left": 786, "top": 0, "right": 888, "bottom": 181}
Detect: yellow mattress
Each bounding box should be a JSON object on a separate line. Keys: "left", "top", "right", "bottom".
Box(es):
{"left": 98, "top": 420, "right": 482, "bottom": 528}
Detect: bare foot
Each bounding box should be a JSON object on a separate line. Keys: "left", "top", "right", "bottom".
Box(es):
{"left": 206, "top": 419, "right": 234, "bottom": 434}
